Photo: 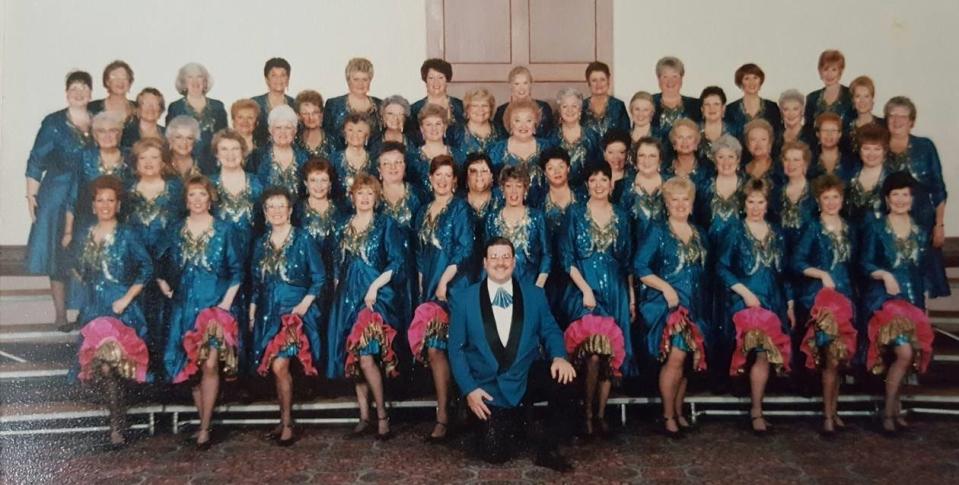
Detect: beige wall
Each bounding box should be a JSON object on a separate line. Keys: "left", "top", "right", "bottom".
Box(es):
{"left": 612, "top": 0, "right": 958, "bottom": 235}
{"left": 2, "top": 0, "right": 956, "bottom": 245}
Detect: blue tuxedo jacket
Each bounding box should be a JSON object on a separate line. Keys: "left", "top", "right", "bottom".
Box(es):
{"left": 449, "top": 278, "right": 566, "bottom": 408}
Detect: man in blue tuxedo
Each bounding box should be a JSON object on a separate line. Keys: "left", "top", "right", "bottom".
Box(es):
{"left": 449, "top": 237, "right": 576, "bottom": 471}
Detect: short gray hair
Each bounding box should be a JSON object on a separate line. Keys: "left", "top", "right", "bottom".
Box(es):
{"left": 175, "top": 62, "right": 213, "bottom": 95}
{"left": 166, "top": 115, "right": 200, "bottom": 141}
{"left": 778, "top": 89, "right": 805, "bottom": 108}
{"left": 381, "top": 95, "right": 411, "bottom": 118}
{"left": 555, "top": 87, "right": 583, "bottom": 105}
{"left": 656, "top": 56, "right": 685, "bottom": 77}
{"left": 92, "top": 111, "right": 125, "bottom": 131}
{"left": 267, "top": 105, "right": 298, "bottom": 127}
{"left": 711, "top": 134, "right": 742, "bottom": 159}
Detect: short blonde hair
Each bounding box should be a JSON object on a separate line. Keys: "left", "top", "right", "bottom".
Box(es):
{"left": 230, "top": 98, "right": 260, "bottom": 120}
{"left": 463, "top": 88, "right": 495, "bottom": 112}
{"left": 418, "top": 103, "right": 449, "bottom": 125}
{"left": 350, "top": 172, "right": 382, "bottom": 200}
{"left": 662, "top": 177, "right": 696, "bottom": 203}
{"left": 507, "top": 65, "right": 532, "bottom": 83}
{"left": 212, "top": 128, "right": 249, "bottom": 160}
{"left": 668, "top": 118, "right": 699, "bottom": 143}
{"left": 744, "top": 119, "right": 775, "bottom": 141}
{"left": 503, "top": 99, "right": 542, "bottom": 134}
{"left": 345, "top": 57, "right": 374, "bottom": 80}
{"left": 656, "top": 56, "right": 685, "bottom": 77}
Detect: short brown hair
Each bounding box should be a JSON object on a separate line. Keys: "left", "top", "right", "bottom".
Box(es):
{"left": 302, "top": 157, "right": 335, "bottom": 181}
{"left": 429, "top": 154, "right": 457, "bottom": 176}
{"left": 418, "top": 103, "right": 449, "bottom": 124}
{"left": 420, "top": 58, "right": 452, "bottom": 82}
{"left": 849, "top": 75, "right": 875, "bottom": 97}
{"left": 814, "top": 112, "right": 842, "bottom": 131}
{"left": 742, "top": 177, "right": 771, "bottom": 200}
{"left": 856, "top": 123, "right": 890, "bottom": 148}
{"left": 499, "top": 165, "right": 530, "bottom": 188}
{"left": 102, "top": 60, "right": 134, "bottom": 88}
{"left": 780, "top": 140, "right": 812, "bottom": 165}
{"left": 90, "top": 175, "right": 125, "bottom": 202}
{"left": 734, "top": 63, "right": 765, "bottom": 88}
{"left": 294, "top": 90, "right": 324, "bottom": 113}
{"left": 818, "top": 49, "right": 845, "bottom": 70}
{"left": 585, "top": 61, "right": 610, "bottom": 80}
{"left": 136, "top": 87, "right": 165, "bottom": 113}
{"left": 463, "top": 88, "right": 495, "bottom": 113}
{"left": 812, "top": 174, "right": 845, "bottom": 200}
{"left": 184, "top": 174, "right": 218, "bottom": 205}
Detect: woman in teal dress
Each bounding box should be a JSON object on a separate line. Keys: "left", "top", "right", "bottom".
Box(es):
{"left": 159, "top": 176, "right": 243, "bottom": 450}
{"left": 581, "top": 62, "right": 630, "bottom": 140}
{"left": 409, "top": 58, "right": 465, "bottom": 145}
{"left": 651, "top": 57, "right": 702, "bottom": 134}
{"left": 372, "top": 95, "right": 412, "bottom": 156}
{"left": 559, "top": 161, "right": 634, "bottom": 436}
{"left": 462, "top": 153, "right": 503, "bottom": 283}
{"left": 71, "top": 175, "right": 153, "bottom": 446}
{"left": 492, "top": 66, "right": 553, "bottom": 138}
{"left": 251, "top": 58, "right": 295, "bottom": 148}
{"left": 249, "top": 187, "right": 326, "bottom": 446}
{"left": 620, "top": 137, "right": 666, "bottom": 239}
{"left": 329, "top": 113, "right": 376, "bottom": 203}
{"left": 540, "top": 147, "right": 584, "bottom": 327}
{"left": 166, "top": 116, "right": 203, "bottom": 180}
{"left": 548, "top": 87, "right": 600, "bottom": 189}
{"left": 664, "top": 118, "right": 713, "bottom": 189}
{"left": 377, "top": 142, "right": 425, "bottom": 329}
{"left": 602, "top": 129, "right": 635, "bottom": 205}
{"left": 884, "top": 96, "right": 950, "bottom": 299}
{"left": 804, "top": 50, "right": 853, "bottom": 131}
{"left": 693, "top": 136, "right": 745, "bottom": 379}
{"left": 792, "top": 174, "right": 858, "bottom": 436}
{"left": 125, "top": 138, "right": 185, "bottom": 370}
{"left": 809, "top": 112, "right": 856, "bottom": 183}
{"left": 698, "top": 86, "right": 741, "bottom": 167}
{"left": 165, "top": 63, "right": 228, "bottom": 174}
{"left": 407, "top": 103, "right": 459, "bottom": 194}
{"left": 717, "top": 179, "right": 793, "bottom": 434}
{"left": 412, "top": 156, "right": 474, "bottom": 441}
{"left": 25, "top": 71, "right": 94, "bottom": 330}
{"left": 487, "top": 99, "right": 550, "bottom": 205}
{"left": 327, "top": 174, "right": 404, "bottom": 440}
{"left": 323, "top": 57, "right": 381, "bottom": 150}
{"left": 770, "top": 141, "right": 817, "bottom": 248}
{"left": 633, "top": 177, "right": 709, "bottom": 436}
{"left": 451, "top": 88, "right": 501, "bottom": 162}
{"left": 725, "top": 64, "right": 782, "bottom": 140}
{"left": 121, "top": 87, "right": 165, "bottom": 148}
{"left": 89, "top": 60, "right": 136, "bottom": 136}
{"left": 254, "top": 106, "right": 310, "bottom": 198}
{"left": 743, "top": 119, "right": 782, "bottom": 184}
{"left": 484, "top": 166, "right": 551, "bottom": 287}
{"left": 844, "top": 124, "right": 889, "bottom": 230}
{"left": 294, "top": 90, "right": 334, "bottom": 160}
{"left": 858, "top": 172, "right": 934, "bottom": 435}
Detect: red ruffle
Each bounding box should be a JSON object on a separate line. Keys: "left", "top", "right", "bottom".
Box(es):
{"left": 77, "top": 316, "right": 149, "bottom": 382}
{"left": 866, "top": 299, "right": 934, "bottom": 375}
{"left": 563, "top": 314, "right": 626, "bottom": 377}
{"left": 730, "top": 307, "right": 792, "bottom": 376}
{"left": 660, "top": 306, "right": 707, "bottom": 372}
{"left": 257, "top": 314, "right": 318, "bottom": 376}
{"left": 407, "top": 302, "right": 449, "bottom": 364}
{"left": 800, "top": 288, "right": 857, "bottom": 370}
{"left": 344, "top": 308, "right": 399, "bottom": 379}
{"left": 173, "top": 307, "right": 239, "bottom": 384}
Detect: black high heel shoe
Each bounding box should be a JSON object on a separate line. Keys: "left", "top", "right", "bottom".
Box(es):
{"left": 659, "top": 416, "right": 682, "bottom": 439}
{"left": 276, "top": 425, "right": 297, "bottom": 447}
{"left": 750, "top": 414, "right": 769, "bottom": 436}
{"left": 424, "top": 421, "right": 448, "bottom": 444}
{"left": 375, "top": 416, "right": 393, "bottom": 441}
{"left": 196, "top": 428, "right": 212, "bottom": 451}
{"left": 348, "top": 419, "right": 372, "bottom": 439}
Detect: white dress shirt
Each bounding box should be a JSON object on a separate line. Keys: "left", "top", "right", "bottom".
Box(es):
{"left": 487, "top": 279, "right": 513, "bottom": 346}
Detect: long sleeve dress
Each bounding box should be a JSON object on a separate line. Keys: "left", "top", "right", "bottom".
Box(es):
{"left": 581, "top": 96, "right": 631, "bottom": 141}
{"left": 415, "top": 197, "right": 475, "bottom": 307}
{"left": 253, "top": 144, "right": 311, "bottom": 197}
{"left": 716, "top": 221, "right": 792, "bottom": 374}
{"left": 71, "top": 223, "right": 154, "bottom": 382}
{"left": 486, "top": 138, "right": 551, "bottom": 206}
{"left": 633, "top": 220, "right": 710, "bottom": 371}
{"left": 322, "top": 95, "right": 382, "bottom": 150}
{"left": 544, "top": 128, "right": 600, "bottom": 189}
{"left": 161, "top": 218, "right": 244, "bottom": 383}
{"left": 329, "top": 147, "right": 376, "bottom": 204}
{"left": 559, "top": 202, "right": 635, "bottom": 376}
{"left": 378, "top": 185, "right": 426, "bottom": 329}
{"left": 249, "top": 227, "right": 326, "bottom": 376}
{"left": 71, "top": 148, "right": 133, "bottom": 232}
{"left": 724, "top": 97, "right": 782, "bottom": 140}
{"left": 326, "top": 213, "right": 404, "bottom": 379}
{"left": 25, "top": 110, "right": 94, "bottom": 280}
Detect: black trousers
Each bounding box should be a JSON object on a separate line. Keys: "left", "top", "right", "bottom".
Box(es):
{"left": 475, "top": 359, "right": 577, "bottom": 464}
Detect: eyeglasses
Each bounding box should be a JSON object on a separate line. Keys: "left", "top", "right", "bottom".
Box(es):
{"left": 468, "top": 168, "right": 491, "bottom": 176}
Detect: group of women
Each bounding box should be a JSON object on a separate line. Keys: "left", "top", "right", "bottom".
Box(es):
{"left": 23, "top": 51, "right": 948, "bottom": 449}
